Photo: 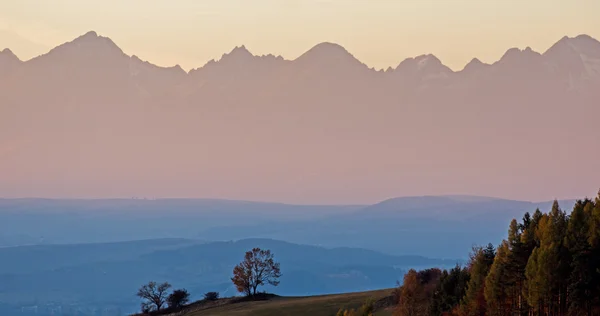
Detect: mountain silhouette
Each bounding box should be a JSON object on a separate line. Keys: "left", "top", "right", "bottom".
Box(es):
{"left": 0, "top": 48, "right": 21, "bottom": 76}
{"left": 460, "top": 58, "right": 489, "bottom": 76}
{"left": 0, "top": 31, "right": 599, "bottom": 203}
{"left": 294, "top": 42, "right": 368, "bottom": 71}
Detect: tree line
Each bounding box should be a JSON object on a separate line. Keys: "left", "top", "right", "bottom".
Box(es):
{"left": 136, "top": 247, "right": 281, "bottom": 314}
{"left": 395, "top": 194, "right": 600, "bottom": 316}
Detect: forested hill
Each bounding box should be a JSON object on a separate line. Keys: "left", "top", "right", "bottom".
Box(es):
{"left": 394, "top": 193, "right": 600, "bottom": 316}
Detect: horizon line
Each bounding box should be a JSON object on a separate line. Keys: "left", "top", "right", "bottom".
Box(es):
{"left": 0, "top": 194, "right": 581, "bottom": 206}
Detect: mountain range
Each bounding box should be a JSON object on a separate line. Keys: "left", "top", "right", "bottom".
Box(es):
{"left": 1, "top": 31, "right": 599, "bottom": 203}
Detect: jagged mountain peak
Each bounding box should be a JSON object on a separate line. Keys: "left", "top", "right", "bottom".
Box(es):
{"left": 397, "top": 54, "right": 439, "bottom": 67}
{"left": 1, "top": 48, "right": 15, "bottom": 55}
{"left": 555, "top": 34, "right": 599, "bottom": 45}
{"left": 229, "top": 45, "right": 252, "bottom": 56}
{"left": 395, "top": 53, "right": 452, "bottom": 77}
{"left": 219, "top": 45, "right": 254, "bottom": 62}
{"left": 497, "top": 46, "right": 543, "bottom": 66}
{"left": 35, "top": 30, "right": 126, "bottom": 63}
{"left": 197, "top": 45, "right": 258, "bottom": 70}
{"left": 415, "top": 54, "right": 444, "bottom": 68}
{"left": 70, "top": 30, "right": 120, "bottom": 49}
{"left": 0, "top": 47, "right": 22, "bottom": 73}
{"left": 467, "top": 57, "right": 484, "bottom": 66}
{"left": 188, "top": 45, "right": 278, "bottom": 78}
{"left": 461, "top": 57, "right": 489, "bottom": 73}
{"left": 171, "top": 64, "right": 185, "bottom": 72}
{"left": 544, "top": 34, "right": 600, "bottom": 59}
{"left": 543, "top": 34, "right": 600, "bottom": 82}
{"left": 1, "top": 48, "right": 21, "bottom": 62}
{"left": 259, "top": 53, "right": 283, "bottom": 60}
{"left": 79, "top": 30, "right": 99, "bottom": 39}
{"left": 502, "top": 46, "right": 539, "bottom": 57}
{"left": 415, "top": 53, "right": 439, "bottom": 62}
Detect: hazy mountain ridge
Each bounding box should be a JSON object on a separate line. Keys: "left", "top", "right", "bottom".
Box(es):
{"left": 2, "top": 32, "right": 598, "bottom": 100}
{"left": 1, "top": 32, "right": 599, "bottom": 203}
{"left": 3, "top": 32, "right": 599, "bottom": 79}
{"left": 0, "top": 198, "right": 361, "bottom": 247}
{"left": 193, "top": 197, "right": 576, "bottom": 258}
{"left": 0, "top": 196, "right": 575, "bottom": 257}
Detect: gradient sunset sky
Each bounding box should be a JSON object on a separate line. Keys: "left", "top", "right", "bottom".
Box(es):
{"left": 1, "top": 0, "right": 599, "bottom": 71}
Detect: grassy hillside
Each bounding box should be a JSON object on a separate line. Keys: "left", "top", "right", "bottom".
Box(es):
{"left": 0, "top": 238, "right": 441, "bottom": 314}
{"left": 179, "top": 289, "right": 395, "bottom": 316}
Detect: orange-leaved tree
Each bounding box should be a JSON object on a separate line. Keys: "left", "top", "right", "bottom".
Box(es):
{"left": 231, "top": 247, "right": 281, "bottom": 297}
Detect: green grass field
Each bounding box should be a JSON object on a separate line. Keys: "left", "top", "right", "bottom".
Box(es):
{"left": 181, "top": 289, "right": 395, "bottom": 316}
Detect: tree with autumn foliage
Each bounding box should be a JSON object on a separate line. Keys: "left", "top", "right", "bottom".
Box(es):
{"left": 484, "top": 240, "right": 511, "bottom": 315}
{"left": 484, "top": 217, "right": 534, "bottom": 316}
{"left": 525, "top": 200, "right": 570, "bottom": 315}
{"left": 394, "top": 268, "right": 442, "bottom": 316}
{"left": 231, "top": 247, "right": 281, "bottom": 297}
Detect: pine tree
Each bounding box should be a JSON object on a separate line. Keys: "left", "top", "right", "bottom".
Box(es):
{"left": 587, "top": 193, "right": 600, "bottom": 315}
{"left": 506, "top": 218, "right": 530, "bottom": 315}
{"left": 460, "top": 244, "right": 495, "bottom": 316}
{"left": 530, "top": 209, "right": 544, "bottom": 247}
{"left": 549, "top": 201, "right": 570, "bottom": 315}
{"left": 431, "top": 265, "right": 470, "bottom": 315}
{"left": 484, "top": 240, "right": 509, "bottom": 316}
{"left": 565, "top": 199, "right": 594, "bottom": 315}
{"left": 525, "top": 246, "right": 543, "bottom": 314}
{"left": 521, "top": 209, "right": 542, "bottom": 315}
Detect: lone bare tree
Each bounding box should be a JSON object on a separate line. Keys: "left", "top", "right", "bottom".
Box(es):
{"left": 137, "top": 281, "right": 172, "bottom": 312}
{"left": 231, "top": 248, "right": 281, "bottom": 296}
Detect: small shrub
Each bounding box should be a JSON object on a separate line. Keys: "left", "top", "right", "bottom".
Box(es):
{"left": 167, "top": 289, "right": 190, "bottom": 309}
{"left": 204, "top": 291, "right": 220, "bottom": 301}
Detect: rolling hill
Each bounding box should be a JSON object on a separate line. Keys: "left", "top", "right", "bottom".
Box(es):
{"left": 0, "top": 238, "right": 450, "bottom": 315}
{"left": 176, "top": 289, "right": 396, "bottom": 316}
{"left": 194, "top": 196, "right": 576, "bottom": 257}
{"left": 0, "top": 196, "right": 575, "bottom": 257}
{"left": 0, "top": 198, "right": 359, "bottom": 246}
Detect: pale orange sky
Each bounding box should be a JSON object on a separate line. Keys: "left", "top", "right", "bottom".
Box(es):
{"left": 1, "top": 0, "right": 599, "bottom": 71}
